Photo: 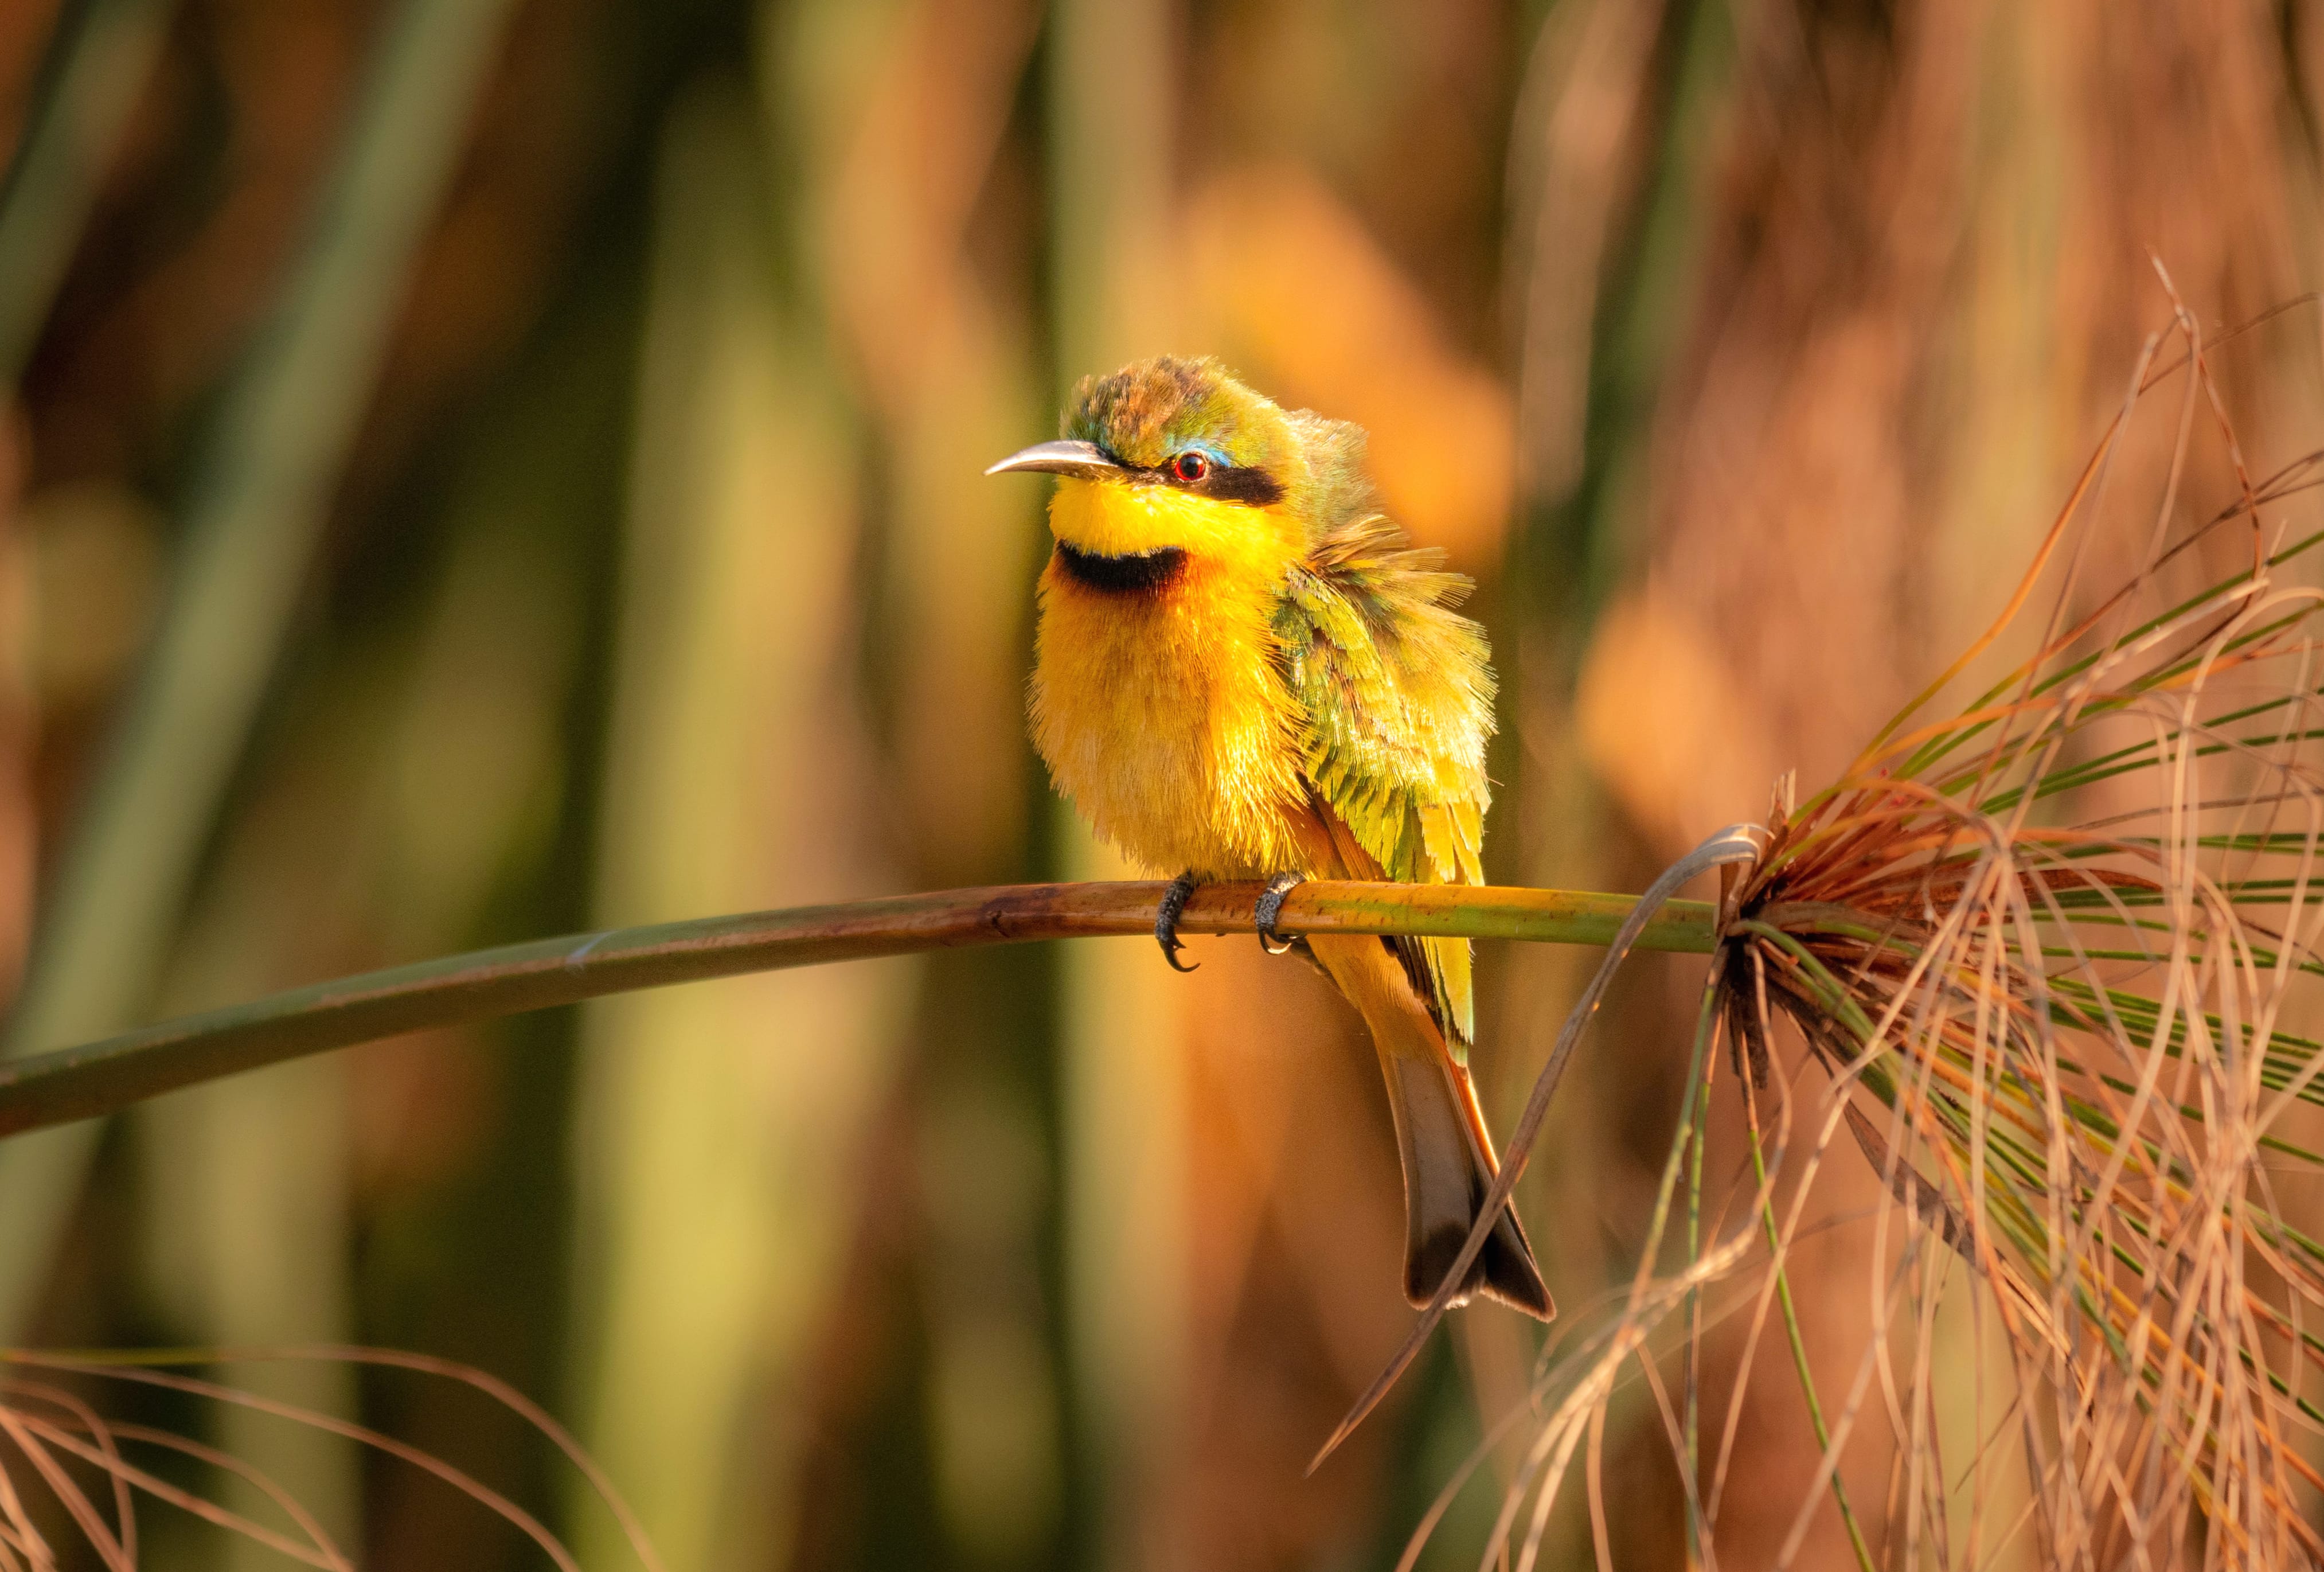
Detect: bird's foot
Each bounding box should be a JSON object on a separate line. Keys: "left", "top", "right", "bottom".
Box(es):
{"left": 1255, "top": 872, "right": 1306, "bottom": 955}
{"left": 1155, "top": 871, "right": 1200, "bottom": 973}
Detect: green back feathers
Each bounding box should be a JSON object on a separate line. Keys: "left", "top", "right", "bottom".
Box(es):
{"left": 1279, "top": 518, "right": 1494, "bottom": 1050}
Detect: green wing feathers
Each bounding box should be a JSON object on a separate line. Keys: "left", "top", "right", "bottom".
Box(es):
{"left": 1278, "top": 515, "right": 1495, "bottom": 1055}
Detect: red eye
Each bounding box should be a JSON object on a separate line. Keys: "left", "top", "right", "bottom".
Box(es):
{"left": 1171, "top": 451, "right": 1212, "bottom": 483}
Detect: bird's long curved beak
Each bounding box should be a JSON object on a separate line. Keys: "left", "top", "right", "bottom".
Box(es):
{"left": 983, "top": 439, "right": 1124, "bottom": 480}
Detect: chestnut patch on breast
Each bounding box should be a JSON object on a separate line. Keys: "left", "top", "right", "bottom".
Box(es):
{"left": 1054, "top": 540, "right": 1189, "bottom": 593}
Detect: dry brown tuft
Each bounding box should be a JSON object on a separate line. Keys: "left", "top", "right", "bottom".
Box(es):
{"left": 1439, "top": 297, "right": 2324, "bottom": 1569}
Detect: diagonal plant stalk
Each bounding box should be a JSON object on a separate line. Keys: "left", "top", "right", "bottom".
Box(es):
{"left": 1311, "top": 824, "right": 1766, "bottom": 1470}
{"left": 0, "top": 880, "right": 1716, "bottom": 1141}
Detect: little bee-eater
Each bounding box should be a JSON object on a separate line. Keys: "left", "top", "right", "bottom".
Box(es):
{"left": 989, "top": 356, "right": 1552, "bottom": 1320}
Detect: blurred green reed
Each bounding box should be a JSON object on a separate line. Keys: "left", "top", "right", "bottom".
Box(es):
{"left": 0, "top": 13, "right": 523, "bottom": 1560}
{"left": 575, "top": 77, "right": 910, "bottom": 1569}
{"left": 0, "top": 0, "right": 521, "bottom": 1345}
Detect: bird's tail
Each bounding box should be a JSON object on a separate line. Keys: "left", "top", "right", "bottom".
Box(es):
{"left": 1309, "top": 935, "right": 1554, "bottom": 1320}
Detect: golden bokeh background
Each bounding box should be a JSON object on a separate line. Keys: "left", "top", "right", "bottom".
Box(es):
{"left": 3, "top": 0, "right": 2323, "bottom": 1566}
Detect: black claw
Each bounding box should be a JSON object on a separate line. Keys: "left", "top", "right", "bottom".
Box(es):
{"left": 1255, "top": 872, "right": 1305, "bottom": 955}
{"left": 1156, "top": 871, "right": 1200, "bottom": 973}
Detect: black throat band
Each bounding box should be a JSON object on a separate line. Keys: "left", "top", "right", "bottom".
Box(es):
{"left": 1054, "top": 541, "right": 1189, "bottom": 594}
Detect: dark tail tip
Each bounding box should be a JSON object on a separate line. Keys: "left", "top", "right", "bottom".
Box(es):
{"left": 1407, "top": 1206, "right": 1555, "bottom": 1321}
{"left": 1482, "top": 1224, "right": 1556, "bottom": 1320}
{"left": 1406, "top": 1223, "right": 1479, "bottom": 1309}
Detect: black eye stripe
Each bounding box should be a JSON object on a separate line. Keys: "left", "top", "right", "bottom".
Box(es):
{"left": 1131, "top": 457, "right": 1286, "bottom": 506}
{"left": 1197, "top": 466, "right": 1286, "bottom": 506}
{"left": 1085, "top": 441, "right": 1287, "bottom": 508}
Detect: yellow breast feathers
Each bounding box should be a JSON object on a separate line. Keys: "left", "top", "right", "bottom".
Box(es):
{"left": 1029, "top": 477, "right": 1313, "bottom": 878}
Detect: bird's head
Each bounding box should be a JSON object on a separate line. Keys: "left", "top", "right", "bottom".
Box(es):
{"left": 987, "top": 356, "right": 1366, "bottom": 568}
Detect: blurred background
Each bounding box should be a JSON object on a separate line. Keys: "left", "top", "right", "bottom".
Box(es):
{"left": 2, "top": 0, "right": 2323, "bottom": 1566}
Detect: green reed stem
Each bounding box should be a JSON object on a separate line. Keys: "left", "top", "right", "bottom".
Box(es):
{"left": 1741, "top": 1039, "right": 1876, "bottom": 1572}
{"left": 1684, "top": 970, "right": 1719, "bottom": 1568}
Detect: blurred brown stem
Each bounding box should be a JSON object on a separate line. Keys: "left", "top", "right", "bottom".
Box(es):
{"left": 0, "top": 880, "right": 1714, "bottom": 1140}
{"left": 0, "top": 0, "right": 176, "bottom": 383}
{"left": 0, "top": 0, "right": 519, "bottom": 1335}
